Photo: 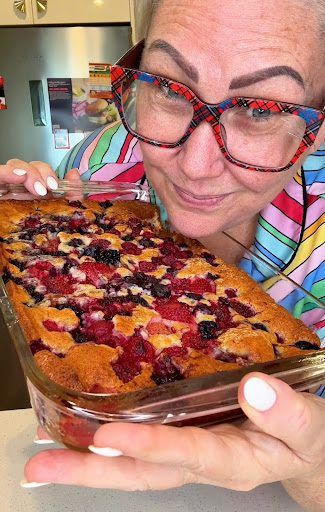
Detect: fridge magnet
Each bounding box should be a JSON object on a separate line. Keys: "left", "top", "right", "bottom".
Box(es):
{"left": 53, "top": 128, "right": 70, "bottom": 149}
{"left": 0, "top": 76, "right": 7, "bottom": 110}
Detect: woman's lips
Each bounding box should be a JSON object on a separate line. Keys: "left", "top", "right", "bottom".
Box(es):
{"left": 173, "top": 183, "right": 229, "bottom": 209}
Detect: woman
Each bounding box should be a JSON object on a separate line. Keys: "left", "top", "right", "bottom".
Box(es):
{"left": 2, "top": 0, "right": 325, "bottom": 508}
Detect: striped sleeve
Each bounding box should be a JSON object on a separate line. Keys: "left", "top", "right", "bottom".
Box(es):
{"left": 56, "top": 121, "right": 146, "bottom": 186}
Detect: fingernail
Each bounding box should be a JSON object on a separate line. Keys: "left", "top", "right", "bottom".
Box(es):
{"left": 243, "top": 377, "right": 277, "bottom": 412}
{"left": 33, "top": 435, "right": 55, "bottom": 445}
{"left": 13, "top": 168, "right": 27, "bottom": 176}
{"left": 47, "top": 176, "right": 58, "bottom": 190}
{"left": 34, "top": 181, "right": 47, "bottom": 196}
{"left": 88, "top": 445, "right": 123, "bottom": 457}
{"left": 20, "top": 480, "right": 51, "bottom": 488}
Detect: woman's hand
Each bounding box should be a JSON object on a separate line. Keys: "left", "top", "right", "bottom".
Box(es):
{"left": 0, "top": 159, "right": 81, "bottom": 198}
{"left": 23, "top": 372, "right": 325, "bottom": 499}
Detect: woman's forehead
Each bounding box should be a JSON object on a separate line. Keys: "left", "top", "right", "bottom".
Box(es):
{"left": 150, "top": 0, "right": 317, "bottom": 52}
{"left": 146, "top": 0, "right": 321, "bottom": 102}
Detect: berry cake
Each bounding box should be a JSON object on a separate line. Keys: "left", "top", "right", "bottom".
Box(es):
{"left": 0, "top": 199, "right": 320, "bottom": 395}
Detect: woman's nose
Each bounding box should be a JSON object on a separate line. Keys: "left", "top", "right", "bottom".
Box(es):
{"left": 177, "top": 120, "right": 226, "bottom": 181}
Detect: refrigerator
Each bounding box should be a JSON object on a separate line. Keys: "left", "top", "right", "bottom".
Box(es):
{"left": 0, "top": 25, "right": 131, "bottom": 410}
{"left": 0, "top": 25, "right": 131, "bottom": 169}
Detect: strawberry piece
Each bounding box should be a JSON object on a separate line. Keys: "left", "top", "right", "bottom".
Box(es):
{"left": 162, "top": 346, "right": 187, "bottom": 358}
{"left": 181, "top": 331, "right": 210, "bottom": 350}
{"left": 155, "top": 299, "right": 193, "bottom": 323}
{"left": 171, "top": 278, "right": 215, "bottom": 295}
{"left": 79, "top": 261, "right": 113, "bottom": 286}
{"left": 42, "top": 239, "right": 60, "bottom": 254}
{"left": 46, "top": 274, "right": 76, "bottom": 294}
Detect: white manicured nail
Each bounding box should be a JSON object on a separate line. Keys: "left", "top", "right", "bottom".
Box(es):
{"left": 33, "top": 435, "right": 55, "bottom": 445}
{"left": 20, "top": 480, "right": 51, "bottom": 488}
{"left": 88, "top": 445, "right": 123, "bottom": 457}
{"left": 47, "top": 176, "right": 58, "bottom": 190}
{"left": 34, "top": 181, "right": 47, "bottom": 196}
{"left": 13, "top": 168, "right": 27, "bottom": 176}
{"left": 243, "top": 377, "right": 277, "bottom": 412}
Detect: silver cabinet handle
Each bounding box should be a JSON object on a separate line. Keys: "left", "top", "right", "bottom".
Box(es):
{"left": 14, "top": 0, "right": 26, "bottom": 14}
{"left": 36, "top": 0, "right": 47, "bottom": 13}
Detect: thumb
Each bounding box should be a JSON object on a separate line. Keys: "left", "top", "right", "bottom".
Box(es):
{"left": 238, "top": 372, "right": 325, "bottom": 462}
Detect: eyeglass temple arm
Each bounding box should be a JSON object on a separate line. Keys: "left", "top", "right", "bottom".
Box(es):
{"left": 114, "top": 39, "right": 145, "bottom": 68}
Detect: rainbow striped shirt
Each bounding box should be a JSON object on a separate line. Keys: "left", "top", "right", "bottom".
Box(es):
{"left": 57, "top": 122, "right": 325, "bottom": 351}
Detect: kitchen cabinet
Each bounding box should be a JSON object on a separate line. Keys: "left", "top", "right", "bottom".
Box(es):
{"left": 0, "top": 0, "right": 34, "bottom": 25}
{"left": 31, "top": 0, "right": 130, "bottom": 25}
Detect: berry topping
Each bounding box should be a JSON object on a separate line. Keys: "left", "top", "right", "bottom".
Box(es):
{"left": 138, "top": 261, "right": 156, "bottom": 273}
{"left": 155, "top": 299, "right": 193, "bottom": 323}
{"left": 252, "top": 322, "right": 268, "bottom": 332}
{"left": 152, "top": 355, "right": 183, "bottom": 385}
{"left": 121, "top": 242, "right": 142, "bottom": 255}
{"left": 198, "top": 321, "right": 220, "bottom": 339}
{"left": 46, "top": 275, "right": 76, "bottom": 295}
{"left": 43, "top": 320, "right": 65, "bottom": 332}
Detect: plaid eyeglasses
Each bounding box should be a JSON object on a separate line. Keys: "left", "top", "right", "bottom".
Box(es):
{"left": 111, "top": 40, "right": 325, "bottom": 173}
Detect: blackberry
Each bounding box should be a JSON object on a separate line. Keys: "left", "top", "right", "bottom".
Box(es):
{"left": 152, "top": 356, "right": 184, "bottom": 386}
{"left": 186, "top": 293, "right": 202, "bottom": 300}
{"left": 140, "top": 238, "right": 155, "bottom": 248}
{"left": 72, "top": 329, "right": 88, "bottom": 344}
{"left": 198, "top": 321, "right": 219, "bottom": 339}
{"left": 207, "top": 273, "right": 220, "bottom": 281}
{"left": 99, "top": 200, "right": 113, "bottom": 209}
{"left": 69, "top": 201, "right": 86, "bottom": 209}
{"left": 294, "top": 340, "right": 320, "bottom": 351}
{"left": 97, "top": 248, "right": 120, "bottom": 266}
{"left": 252, "top": 322, "right": 268, "bottom": 332}
{"left": 83, "top": 246, "right": 97, "bottom": 258}
{"left": 122, "top": 235, "right": 133, "bottom": 242}
{"left": 9, "top": 259, "right": 25, "bottom": 271}
{"left": 25, "top": 285, "right": 44, "bottom": 303}
{"left": 69, "top": 238, "right": 84, "bottom": 247}
{"left": 128, "top": 295, "right": 149, "bottom": 307}
{"left": 151, "top": 283, "right": 171, "bottom": 299}
{"left": 62, "top": 260, "right": 75, "bottom": 274}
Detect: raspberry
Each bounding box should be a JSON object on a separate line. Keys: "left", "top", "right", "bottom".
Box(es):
{"left": 181, "top": 331, "right": 210, "bottom": 350}
{"left": 225, "top": 288, "right": 237, "bottom": 298}
{"left": 220, "top": 297, "right": 255, "bottom": 318}
{"left": 43, "top": 320, "right": 65, "bottom": 332}
{"left": 121, "top": 242, "right": 142, "bottom": 255}
{"left": 42, "top": 239, "right": 60, "bottom": 255}
{"left": 46, "top": 274, "right": 76, "bottom": 294}
{"left": 155, "top": 299, "right": 193, "bottom": 323}
{"left": 138, "top": 261, "right": 156, "bottom": 272}
{"left": 162, "top": 346, "right": 187, "bottom": 358}
{"left": 23, "top": 215, "right": 41, "bottom": 229}
{"left": 83, "top": 320, "right": 114, "bottom": 344}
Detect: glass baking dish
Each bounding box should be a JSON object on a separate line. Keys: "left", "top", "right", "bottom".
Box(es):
{"left": 0, "top": 181, "right": 324, "bottom": 451}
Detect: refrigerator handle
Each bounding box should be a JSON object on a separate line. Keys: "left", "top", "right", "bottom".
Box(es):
{"left": 29, "top": 80, "right": 47, "bottom": 127}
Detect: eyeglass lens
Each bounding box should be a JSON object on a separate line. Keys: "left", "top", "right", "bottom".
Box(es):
{"left": 121, "top": 78, "right": 306, "bottom": 168}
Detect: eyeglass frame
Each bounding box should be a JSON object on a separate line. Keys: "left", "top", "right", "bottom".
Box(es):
{"left": 111, "top": 40, "right": 325, "bottom": 173}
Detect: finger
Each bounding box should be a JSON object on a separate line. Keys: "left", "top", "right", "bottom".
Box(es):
{"left": 90, "top": 421, "right": 242, "bottom": 480}
{"left": 24, "top": 449, "right": 191, "bottom": 490}
{"left": 65, "top": 168, "right": 81, "bottom": 182}
{"left": 34, "top": 426, "right": 55, "bottom": 445}
{"left": 64, "top": 168, "right": 83, "bottom": 200}
{"left": 6, "top": 159, "right": 57, "bottom": 196}
{"left": 239, "top": 372, "right": 325, "bottom": 462}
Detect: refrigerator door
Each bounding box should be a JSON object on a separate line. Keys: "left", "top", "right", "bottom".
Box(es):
{"left": 0, "top": 25, "right": 130, "bottom": 168}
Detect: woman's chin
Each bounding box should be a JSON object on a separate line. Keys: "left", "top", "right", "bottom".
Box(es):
{"left": 168, "top": 212, "right": 224, "bottom": 240}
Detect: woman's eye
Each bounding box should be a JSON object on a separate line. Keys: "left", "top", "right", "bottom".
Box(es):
{"left": 158, "top": 85, "right": 180, "bottom": 101}
{"left": 249, "top": 108, "right": 273, "bottom": 121}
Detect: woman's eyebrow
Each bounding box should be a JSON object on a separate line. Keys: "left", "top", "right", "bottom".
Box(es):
{"left": 230, "top": 66, "right": 305, "bottom": 89}
{"left": 147, "top": 40, "right": 305, "bottom": 91}
{"left": 148, "top": 39, "right": 199, "bottom": 82}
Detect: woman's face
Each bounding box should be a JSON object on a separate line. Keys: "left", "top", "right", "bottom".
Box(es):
{"left": 139, "top": 0, "right": 325, "bottom": 238}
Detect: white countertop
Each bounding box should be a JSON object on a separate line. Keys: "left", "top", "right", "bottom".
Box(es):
{"left": 1, "top": 408, "right": 304, "bottom": 512}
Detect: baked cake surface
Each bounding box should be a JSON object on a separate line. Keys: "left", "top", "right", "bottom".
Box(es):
{"left": 0, "top": 198, "right": 320, "bottom": 394}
